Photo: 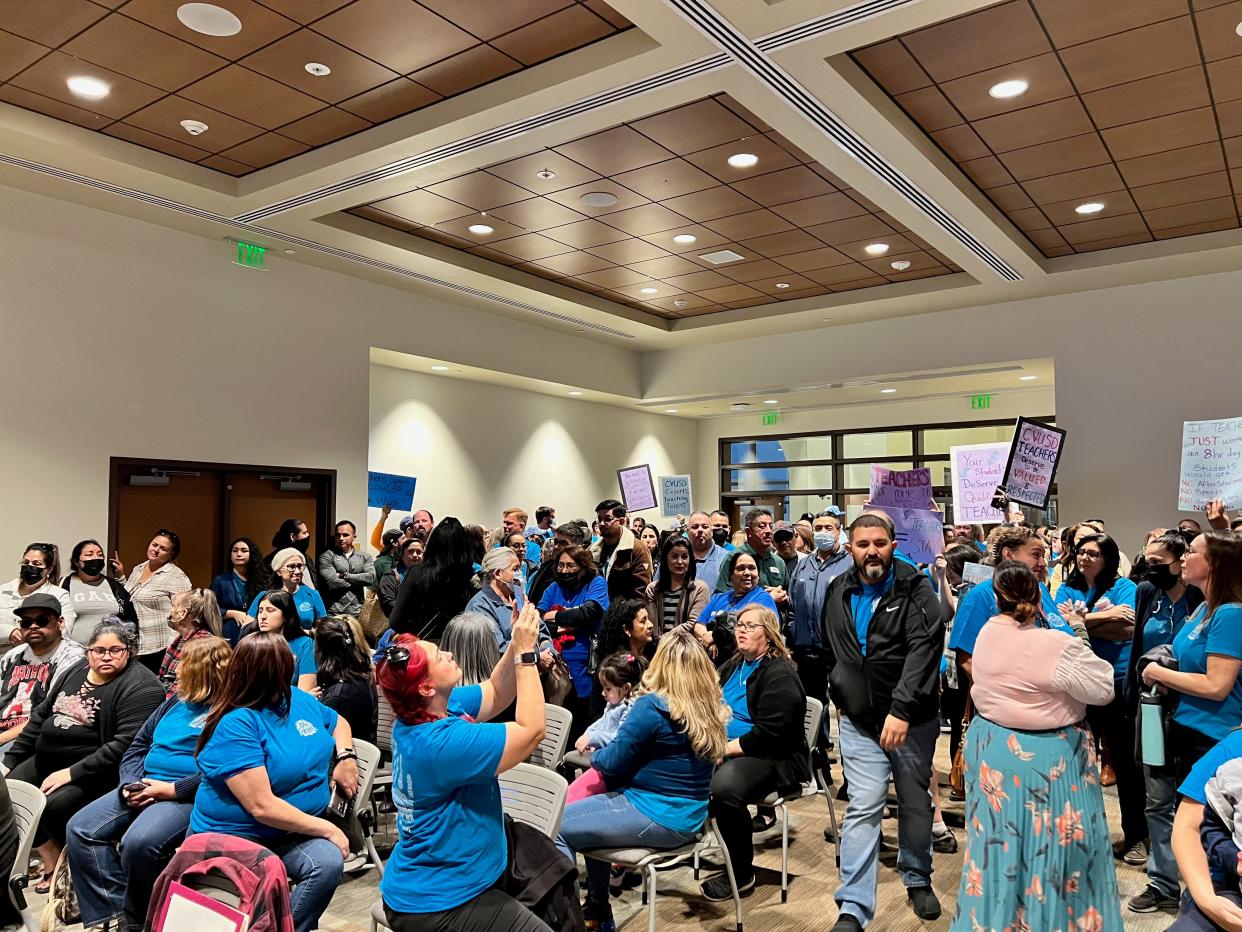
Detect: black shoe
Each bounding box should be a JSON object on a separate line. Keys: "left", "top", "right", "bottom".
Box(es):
{"left": 582, "top": 898, "right": 615, "bottom": 932}
{"left": 700, "top": 872, "right": 754, "bottom": 901}
{"left": 1128, "top": 884, "right": 1179, "bottom": 913}
{"left": 608, "top": 866, "right": 641, "bottom": 896}
{"left": 751, "top": 811, "right": 777, "bottom": 833}
{"left": 831, "top": 915, "right": 863, "bottom": 931}
{"left": 932, "top": 826, "right": 958, "bottom": 854}
{"left": 907, "top": 885, "right": 941, "bottom": 920}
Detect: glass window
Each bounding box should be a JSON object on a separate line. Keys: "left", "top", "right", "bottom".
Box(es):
{"left": 841, "top": 431, "right": 913, "bottom": 457}
{"left": 925, "top": 460, "right": 951, "bottom": 486}
{"left": 921, "top": 424, "right": 1013, "bottom": 454}
{"left": 786, "top": 464, "right": 834, "bottom": 489}
{"left": 777, "top": 436, "right": 833, "bottom": 462}
{"left": 722, "top": 468, "right": 791, "bottom": 492}
{"left": 842, "top": 461, "right": 913, "bottom": 488}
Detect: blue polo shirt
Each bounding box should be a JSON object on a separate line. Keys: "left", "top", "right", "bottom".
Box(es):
{"left": 948, "top": 579, "right": 1070, "bottom": 655}
{"left": 380, "top": 684, "right": 508, "bottom": 914}
{"left": 693, "top": 543, "right": 728, "bottom": 594}
{"left": 190, "top": 689, "right": 337, "bottom": 838}
{"left": 1055, "top": 577, "right": 1138, "bottom": 678}
{"left": 1171, "top": 603, "right": 1242, "bottom": 741}
{"left": 1141, "top": 591, "right": 1191, "bottom": 655}
{"left": 723, "top": 658, "right": 761, "bottom": 739}
{"left": 247, "top": 585, "right": 326, "bottom": 629}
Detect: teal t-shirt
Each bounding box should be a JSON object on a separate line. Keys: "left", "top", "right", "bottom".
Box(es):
{"left": 723, "top": 658, "right": 761, "bottom": 739}
{"left": 1171, "top": 603, "right": 1242, "bottom": 741}
{"left": 190, "top": 689, "right": 338, "bottom": 838}
{"left": 247, "top": 585, "right": 326, "bottom": 630}
{"left": 143, "top": 700, "right": 210, "bottom": 783}
{"left": 288, "top": 635, "right": 317, "bottom": 684}
{"left": 1055, "top": 577, "right": 1138, "bottom": 677}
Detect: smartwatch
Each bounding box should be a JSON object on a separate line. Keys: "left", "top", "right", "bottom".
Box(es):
{"left": 516, "top": 651, "right": 539, "bottom": 666}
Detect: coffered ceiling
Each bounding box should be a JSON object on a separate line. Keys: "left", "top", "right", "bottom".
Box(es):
{"left": 6, "top": 0, "right": 1242, "bottom": 348}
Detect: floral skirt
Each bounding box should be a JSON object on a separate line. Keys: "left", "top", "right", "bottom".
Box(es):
{"left": 950, "top": 716, "right": 1123, "bottom": 932}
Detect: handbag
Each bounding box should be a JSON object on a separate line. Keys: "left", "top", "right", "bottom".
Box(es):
{"left": 359, "top": 589, "right": 387, "bottom": 646}
{"left": 949, "top": 696, "right": 973, "bottom": 798}
{"left": 541, "top": 650, "right": 574, "bottom": 706}
{"left": 39, "top": 848, "right": 78, "bottom": 931}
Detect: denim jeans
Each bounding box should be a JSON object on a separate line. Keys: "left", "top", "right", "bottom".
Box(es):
{"left": 557, "top": 791, "right": 698, "bottom": 903}
{"left": 1145, "top": 763, "right": 1180, "bottom": 897}
{"left": 264, "top": 835, "right": 344, "bottom": 932}
{"left": 835, "top": 714, "right": 938, "bottom": 926}
{"left": 65, "top": 791, "right": 192, "bottom": 929}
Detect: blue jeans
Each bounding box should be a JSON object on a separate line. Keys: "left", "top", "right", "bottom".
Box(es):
{"left": 1145, "top": 763, "right": 1180, "bottom": 897}
{"left": 836, "top": 715, "right": 938, "bottom": 926}
{"left": 557, "top": 792, "right": 698, "bottom": 904}
{"left": 66, "top": 791, "right": 192, "bottom": 928}
{"left": 264, "top": 835, "right": 343, "bottom": 932}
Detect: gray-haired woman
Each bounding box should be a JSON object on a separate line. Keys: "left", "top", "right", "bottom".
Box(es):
{"left": 464, "top": 548, "right": 525, "bottom": 650}
{"left": 2, "top": 619, "right": 164, "bottom": 891}
{"left": 440, "top": 613, "right": 502, "bottom": 686}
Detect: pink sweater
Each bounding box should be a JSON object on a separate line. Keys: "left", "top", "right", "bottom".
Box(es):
{"left": 970, "top": 615, "right": 1114, "bottom": 729}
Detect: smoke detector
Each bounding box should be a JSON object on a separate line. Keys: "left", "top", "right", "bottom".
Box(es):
{"left": 180, "top": 119, "right": 209, "bottom": 135}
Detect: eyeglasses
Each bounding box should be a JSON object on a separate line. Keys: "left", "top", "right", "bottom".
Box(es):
{"left": 381, "top": 645, "right": 410, "bottom": 671}
{"left": 735, "top": 621, "right": 764, "bottom": 632}
{"left": 18, "top": 616, "right": 55, "bottom": 629}
{"left": 88, "top": 646, "right": 128, "bottom": 658}
{"left": 1078, "top": 550, "right": 1102, "bottom": 560}
{"left": 283, "top": 563, "right": 306, "bottom": 572}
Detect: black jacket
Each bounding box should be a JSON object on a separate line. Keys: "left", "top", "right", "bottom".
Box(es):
{"left": 717, "top": 653, "right": 809, "bottom": 789}
{"left": 1123, "top": 581, "right": 1204, "bottom": 704}
{"left": 821, "top": 560, "right": 943, "bottom": 737}
{"left": 59, "top": 574, "right": 138, "bottom": 626}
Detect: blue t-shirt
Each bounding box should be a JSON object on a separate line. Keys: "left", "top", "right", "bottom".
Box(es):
{"left": 948, "top": 580, "right": 1070, "bottom": 655}
{"left": 697, "top": 586, "right": 778, "bottom": 628}
{"left": 1171, "top": 603, "right": 1242, "bottom": 741}
{"left": 143, "top": 700, "right": 210, "bottom": 783}
{"left": 1055, "top": 577, "right": 1138, "bottom": 678}
{"left": 1141, "top": 592, "right": 1191, "bottom": 655}
{"left": 288, "top": 635, "right": 317, "bottom": 684}
{"left": 1180, "top": 729, "right": 1242, "bottom": 803}
{"left": 538, "top": 576, "right": 610, "bottom": 698}
{"left": 850, "top": 568, "right": 894, "bottom": 656}
{"left": 380, "top": 684, "right": 509, "bottom": 914}
{"left": 247, "top": 585, "right": 326, "bottom": 630}
{"left": 723, "top": 658, "right": 761, "bottom": 739}
{"left": 190, "top": 689, "right": 338, "bottom": 838}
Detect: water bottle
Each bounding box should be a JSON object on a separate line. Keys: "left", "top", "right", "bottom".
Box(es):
{"left": 1140, "top": 687, "right": 1165, "bottom": 767}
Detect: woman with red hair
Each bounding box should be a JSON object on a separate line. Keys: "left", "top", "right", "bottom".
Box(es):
{"left": 375, "top": 602, "right": 549, "bottom": 931}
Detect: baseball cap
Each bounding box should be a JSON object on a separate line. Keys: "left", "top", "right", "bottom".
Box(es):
{"left": 773, "top": 520, "right": 795, "bottom": 542}
{"left": 14, "top": 592, "right": 63, "bottom": 619}
{"left": 398, "top": 515, "right": 414, "bottom": 531}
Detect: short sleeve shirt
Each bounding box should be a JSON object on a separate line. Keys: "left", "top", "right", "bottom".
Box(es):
{"left": 1171, "top": 603, "right": 1242, "bottom": 741}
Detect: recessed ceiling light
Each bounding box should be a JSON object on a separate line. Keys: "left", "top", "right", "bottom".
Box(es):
{"left": 431, "top": 365, "right": 449, "bottom": 371}
{"left": 672, "top": 233, "right": 697, "bottom": 244}
{"left": 176, "top": 3, "right": 242, "bottom": 36}
{"left": 763, "top": 399, "right": 779, "bottom": 405}
{"left": 304, "top": 62, "right": 331, "bottom": 76}
{"left": 579, "top": 191, "right": 618, "bottom": 208}
{"left": 1075, "top": 201, "right": 1105, "bottom": 215}
{"left": 665, "top": 409, "right": 678, "bottom": 414}
{"left": 283, "top": 248, "right": 295, "bottom": 255}
{"left": 774, "top": 282, "right": 790, "bottom": 289}
{"left": 1019, "top": 374, "right": 1038, "bottom": 381}
{"left": 66, "top": 76, "right": 110, "bottom": 100}
{"left": 880, "top": 388, "right": 897, "bottom": 394}
{"left": 727, "top": 152, "right": 758, "bottom": 168}
{"left": 180, "top": 119, "right": 208, "bottom": 135}
{"left": 822, "top": 317, "right": 832, "bottom": 322}
{"left": 1236, "top": 19, "right": 1242, "bottom": 37}
{"left": 890, "top": 259, "right": 911, "bottom": 271}
{"left": 640, "top": 287, "right": 659, "bottom": 294}
{"left": 467, "top": 223, "right": 494, "bottom": 235}
{"left": 535, "top": 168, "right": 556, "bottom": 180}
{"left": 988, "top": 79, "right": 1028, "bottom": 99}
{"left": 568, "top": 390, "right": 583, "bottom": 396}
{"left": 673, "top": 299, "right": 688, "bottom": 308}
{"left": 864, "top": 243, "right": 890, "bottom": 256}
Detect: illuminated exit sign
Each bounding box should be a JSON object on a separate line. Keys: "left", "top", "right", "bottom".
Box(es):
{"left": 970, "top": 393, "right": 993, "bottom": 410}
{"left": 233, "top": 240, "right": 267, "bottom": 270}
{"left": 762, "top": 411, "right": 780, "bottom": 426}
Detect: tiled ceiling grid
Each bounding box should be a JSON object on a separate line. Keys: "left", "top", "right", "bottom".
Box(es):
{"left": 347, "top": 94, "right": 962, "bottom": 318}
{"left": 0, "top": 0, "right": 631, "bottom": 176}
{"left": 852, "top": 0, "right": 1242, "bottom": 257}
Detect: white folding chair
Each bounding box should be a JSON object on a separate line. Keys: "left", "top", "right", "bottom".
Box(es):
{"left": 582, "top": 818, "right": 744, "bottom": 932}
{"left": 762, "top": 695, "right": 839, "bottom": 901}
{"left": 527, "top": 703, "right": 572, "bottom": 771}
{"left": 347, "top": 739, "right": 386, "bottom": 877}
{"left": 372, "top": 693, "right": 396, "bottom": 790}
{"left": 6, "top": 780, "right": 45, "bottom": 932}
{"left": 369, "top": 763, "right": 568, "bottom": 932}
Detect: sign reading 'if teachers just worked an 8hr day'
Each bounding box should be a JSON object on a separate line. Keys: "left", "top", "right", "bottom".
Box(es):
{"left": 1179, "top": 417, "right": 1242, "bottom": 510}
{"left": 1001, "top": 418, "right": 1067, "bottom": 508}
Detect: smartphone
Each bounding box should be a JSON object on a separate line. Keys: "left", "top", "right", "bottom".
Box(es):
{"left": 330, "top": 789, "right": 352, "bottom": 818}
{"left": 124, "top": 781, "right": 146, "bottom": 794}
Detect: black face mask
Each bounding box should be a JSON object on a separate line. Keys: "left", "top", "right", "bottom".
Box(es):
{"left": 80, "top": 559, "right": 106, "bottom": 577}
{"left": 711, "top": 528, "right": 730, "bottom": 546}
{"left": 19, "top": 565, "right": 44, "bottom": 584}
{"left": 555, "top": 571, "right": 579, "bottom": 588}
{"left": 293, "top": 537, "right": 311, "bottom": 554}
{"left": 1147, "top": 564, "right": 1179, "bottom": 592}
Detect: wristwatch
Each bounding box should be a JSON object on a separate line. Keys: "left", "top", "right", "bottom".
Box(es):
{"left": 516, "top": 651, "right": 539, "bottom": 666}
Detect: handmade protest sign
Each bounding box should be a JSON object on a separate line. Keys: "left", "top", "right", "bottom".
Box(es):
{"left": 961, "top": 562, "right": 995, "bottom": 587}
{"left": 1178, "top": 417, "right": 1242, "bottom": 510}
{"left": 1001, "top": 419, "right": 1066, "bottom": 508}
{"left": 367, "top": 472, "right": 417, "bottom": 510}
{"left": 949, "top": 442, "right": 1009, "bottom": 524}
{"left": 889, "top": 506, "right": 945, "bottom": 564}
{"left": 659, "top": 474, "right": 692, "bottom": 518}
{"left": 869, "top": 466, "right": 934, "bottom": 510}
{"left": 617, "top": 464, "right": 658, "bottom": 513}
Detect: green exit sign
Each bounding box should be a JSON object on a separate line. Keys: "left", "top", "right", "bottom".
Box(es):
{"left": 970, "top": 393, "right": 993, "bottom": 410}
{"left": 233, "top": 240, "right": 267, "bottom": 270}
{"left": 762, "top": 411, "right": 780, "bottom": 426}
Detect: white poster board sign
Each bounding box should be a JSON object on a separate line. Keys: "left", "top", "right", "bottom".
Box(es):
{"left": 1178, "top": 417, "right": 1242, "bottom": 510}
{"left": 949, "top": 442, "right": 1009, "bottom": 524}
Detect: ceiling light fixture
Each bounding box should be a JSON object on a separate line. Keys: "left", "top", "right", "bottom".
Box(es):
{"left": 535, "top": 168, "right": 556, "bottom": 180}
{"left": 467, "top": 223, "right": 494, "bottom": 235}
{"left": 568, "top": 390, "right": 583, "bottom": 396}
{"left": 763, "top": 399, "right": 779, "bottom": 405}
{"left": 431, "top": 365, "right": 449, "bottom": 371}
{"left": 673, "top": 299, "right": 688, "bottom": 308}
{"left": 579, "top": 191, "right": 618, "bottom": 208}
{"left": 672, "top": 233, "right": 697, "bottom": 244}
{"left": 665, "top": 409, "right": 678, "bottom": 414}
{"left": 1236, "top": 20, "right": 1242, "bottom": 37}
{"left": 727, "top": 152, "right": 758, "bottom": 168}
{"left": 880, "top": 388, "right": 897, "bottom": 394}
{"left": 640, "top": 287, "right": 658, "bottom": 294}
{"left": 176, "top": 3, "right": 242, "bottom": 36}
{"left": 890, "top": 259, "right": 911, "bottom": 271}
{"left": 1075, "top": 201, "right": 1105, "bottom": 215}
{"left": 66, "top": 76, "right": 110, "bottom": 100}
{"left": 864, "top": 243, "right": 890, "bottom": 256}
{"left": 775, "top": 282, "right": 790, "bottom": 289}
{"left": 283, "top": 248, "right": 295, "bottom": 255}
{"left": 304, "top": 62, "right": 331, "bottom": 76}
{"left": 988, "top": 79, "right": 1028, "bottom": 99}
{"left": 1019, "top": 375, "right": 1038, "bottom": 381}
{"left": 180, "top": 119, "right": 208, "bottom": 135}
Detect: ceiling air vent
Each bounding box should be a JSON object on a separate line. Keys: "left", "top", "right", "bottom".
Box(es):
{"left": 699, "top": 249, "right": 746, "bottom": 265}
{"left": 729, "top": 402, "right": 751, "bottom": 411}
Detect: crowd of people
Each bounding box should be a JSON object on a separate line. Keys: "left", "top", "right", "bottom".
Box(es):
{"left": 0, "top": 495, "right": 1240, "bottom": 931}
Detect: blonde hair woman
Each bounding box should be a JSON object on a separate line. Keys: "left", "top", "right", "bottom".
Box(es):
{"left": 558, "top": 626, "right": 727, "bottom": 931}
{"left": 159, "top": 587, "right": 223, "bottom": 692}
{"left": 702, "top": 605, "right": 808, "bottom": 902}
